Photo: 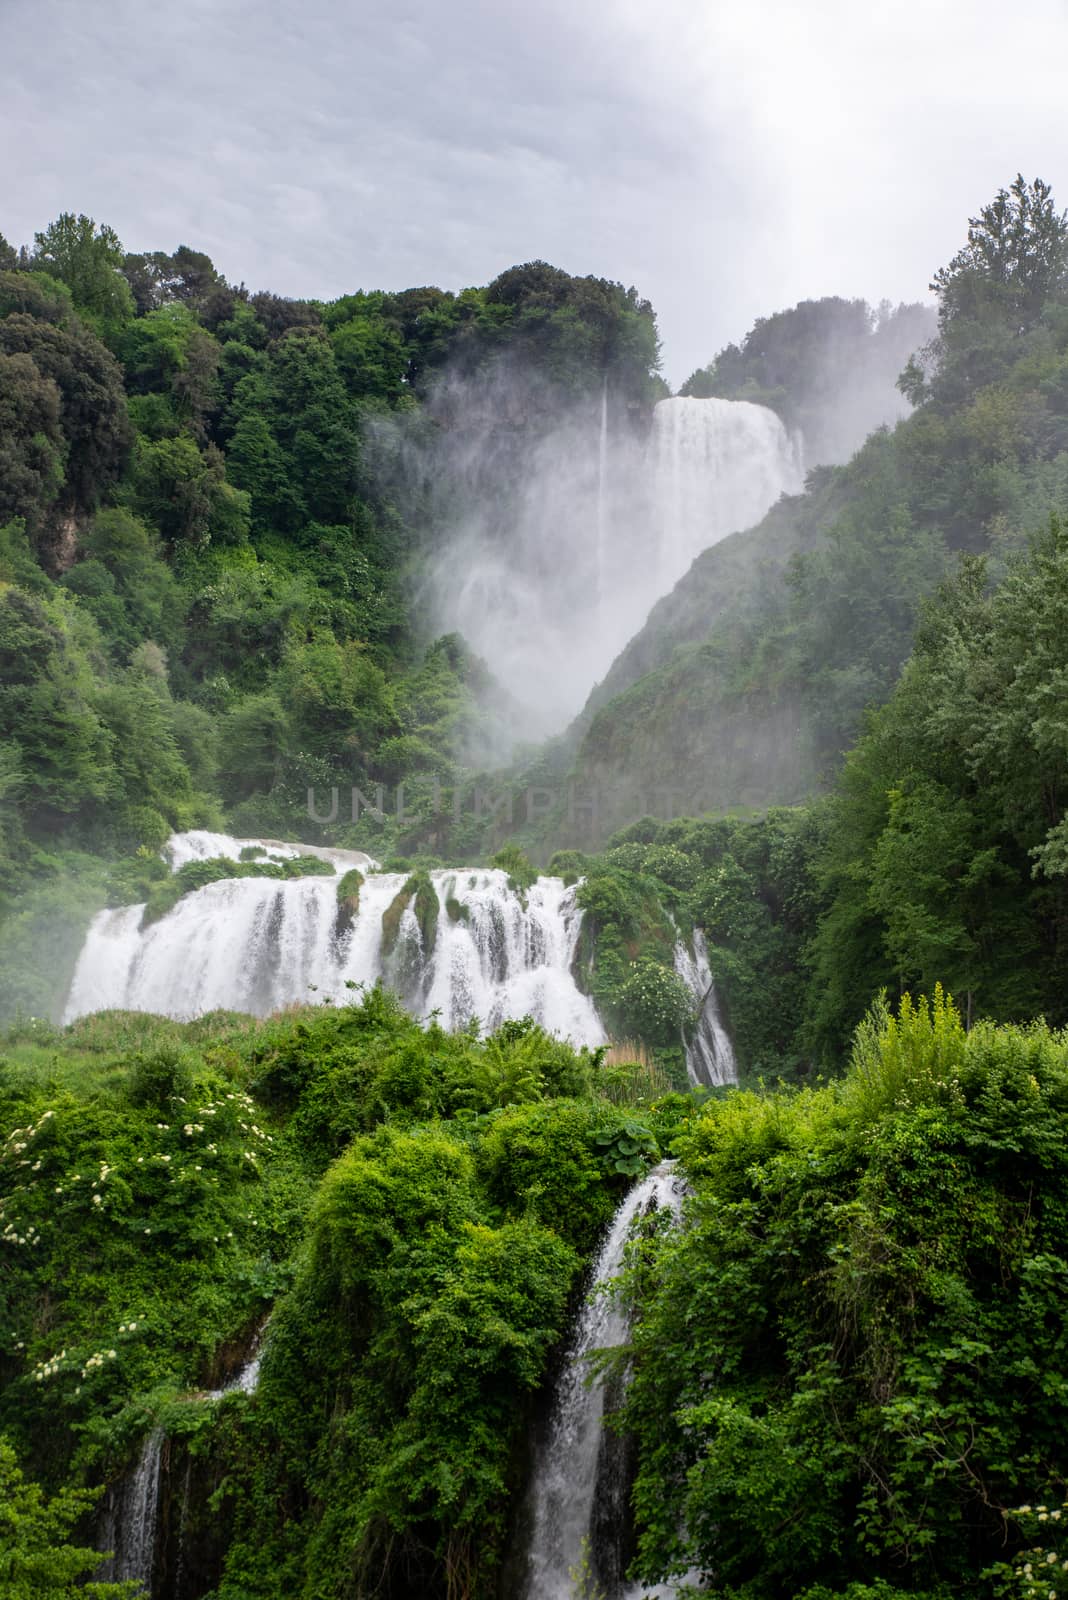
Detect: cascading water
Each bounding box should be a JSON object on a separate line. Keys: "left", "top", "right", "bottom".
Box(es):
{"left": 205, "top": 1336, "right": 266, "bottom": 1401}
{"left": 522, "top": 1161, "right": 687, "bottom": 1600}
{"left": 596, "top": 374, "right": 609, "bottom": 601}
{"left": 64, "top": 834, "right": 605, "bottom": 1046}
{"left": 649, "top": 396, "right": 802, "bottom": 592}
{"left": 98, "top": 1428, "right": 164, "bottom": 1589}
{"left": 426, "top": 386, "right": 803, "bottom": 736}
{"left": 674, "top": 929, "right": 737, "bottom": 1088}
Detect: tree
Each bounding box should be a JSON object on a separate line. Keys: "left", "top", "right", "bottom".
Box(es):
{"left": 0, "top": 352, "right": 66, "bottom": 529}
{"left": 0, "top": 586, "right": 115, "bottom": 822}
{"left": 902, "top": 176, "right": 1068, "bottom": 406}
{"left": 0, "top": 1437, "right": 134, "bottom": 1598}
{"left": 121, "top": 245, "right": 225, "bottom": 315}
{"left": 128, "top": 435, "right": 239, "bottom": 546}
{"left": 0, "top": 304, "right": 131, "bottom": 510}
{"left": 931, "top": 174, "right": 1068, "bottom": 333}
{"left": 32, "top": 213, "right": 133, "bottom": 339}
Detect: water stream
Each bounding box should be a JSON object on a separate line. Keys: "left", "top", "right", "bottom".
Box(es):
{"left": 98, "top": 1427, "right": 164, "bottom": 1591}
{"left": 674, "top": 929, "right": 737, "bottom": 1088}
{"left": 522, "top": 1161, "right": 689, "bottom": 1599}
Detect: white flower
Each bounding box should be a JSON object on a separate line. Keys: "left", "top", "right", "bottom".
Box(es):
{"left": 93, "top": 1194, "right": 102, "bottom": 1206}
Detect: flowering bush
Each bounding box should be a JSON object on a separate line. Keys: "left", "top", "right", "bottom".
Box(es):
{"left": 619, "top": 959, "right": 694, "bottom": 1047}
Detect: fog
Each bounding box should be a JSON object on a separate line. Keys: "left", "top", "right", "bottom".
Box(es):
{"left": 387, "top": 363, "right": 799, "bottom": 743}
{"left": 387, "top": 300, "right": 938, "bottom": 748}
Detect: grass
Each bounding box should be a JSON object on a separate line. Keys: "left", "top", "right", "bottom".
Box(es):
{"left": 597, "top": 1040, "right": 676, "bottom": 1104}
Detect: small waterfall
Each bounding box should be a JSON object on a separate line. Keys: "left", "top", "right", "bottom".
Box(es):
{"left": 674, "top": 930, "right": 737, "bottom": 1088}
{"left": 172, "top": 1456, "right": 194, "bottom": 1600}
{"left": 99, "top": 1428, "right": 164, "bottom": 1590}
{"left": 205, "top": 1324, "right": 267, "bottom": 1400}
{"left": 522, "top": 1161, "right": 686, "bottom": 1599}
{"left": 65, "top": 836, "right": 605, "bottom": 1047}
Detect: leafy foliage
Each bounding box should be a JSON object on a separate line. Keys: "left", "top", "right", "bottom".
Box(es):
{"left": 618, "top": 993, "right": 1068, "bottom": 1599}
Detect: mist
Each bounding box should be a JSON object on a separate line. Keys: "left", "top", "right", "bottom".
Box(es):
{"left": 386, "top": 354, "right": 803, "bottom": 748}
{"left": 683, "top": 297, "right": 937, "bottom": 467}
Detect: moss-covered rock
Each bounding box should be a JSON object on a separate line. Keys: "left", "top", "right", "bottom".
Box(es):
{"left": 381, "top": 871, "right": 439, "bottom": 962}
{"left": 334, "top": 869, "right": 364, "bottom": 941}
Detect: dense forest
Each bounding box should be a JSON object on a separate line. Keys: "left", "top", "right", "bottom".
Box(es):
{"left": 4, "top": 175, "right": 1068, "bottom": 1600}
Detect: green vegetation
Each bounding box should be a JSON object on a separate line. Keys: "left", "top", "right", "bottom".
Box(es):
{"left": 5, "top": 176, "right": 1068, "bottom": 1600}
{"left": 7, "top": 985, "right": 1068, "bottom": 1598}
{"left": 617, "top": 990, "right": 1068, "bottom": 1600}
{"left": 568, "top": 175, "right": 1068, "bottom": 831}
{"left": 0, "top": 214, "right": 662, "bottom": 1020}
{"left": 0, "top": 994, "right": 664, "bottom": 1597}
{"left": 138, "top": 853, "right": 335, "bottom": 926}
{"left": 0, "top": 1438, "right": 133, "bottom": 1599}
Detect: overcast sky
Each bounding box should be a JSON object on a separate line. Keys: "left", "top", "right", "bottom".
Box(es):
{"left": 4, "top": 0, "right": 1068, "bottom": 385}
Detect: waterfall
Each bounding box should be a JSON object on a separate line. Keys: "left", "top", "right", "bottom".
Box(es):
{"left": 596, "top": 375, "right": 609, "bottom": 601}
{"left": 650, "top": 397, "right": 802, "bottom": 594}
{"left": 98, "top": 1428, "right": 164, "bottom": 1589}
{"left": 522, "top": 1161, "right": 687, "bottom": 1599}
{"left": 205, "top": 1323, "right": 267, "bottom": 1400}
{"left": 162, "top": 828, "right": 370, "bottom": 875}
{"left": 673, "top": 930, "right": 737, "bottom": 1088}
{"left": 65, "top": 835, "right": 605, "bottom": 1047}
{"left": 425, "top": 387, "right": 802, "bottom": 737}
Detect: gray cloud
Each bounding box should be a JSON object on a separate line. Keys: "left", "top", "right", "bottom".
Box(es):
{"left": 4, "top": 0, "right": 1068, "bottom": 383}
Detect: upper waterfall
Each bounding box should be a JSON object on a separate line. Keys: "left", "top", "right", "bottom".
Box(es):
{"left": 650, "top": 396, "right": 802, "bottom": 592}
{"left": 425, "top": 389, "right": 802, "bottom": 739}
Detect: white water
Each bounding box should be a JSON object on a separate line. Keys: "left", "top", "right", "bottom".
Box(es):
{"left": 650, "top": 397, "right": 802, "bottom": 593}
{"left": 164, "top": 828, "right": 373, "bottom": 875}
{"left": 206, "top": 1324, "right": 267, "bottom": 1400}
{"left": 523, "top": 1161, "right": 687, "bottom": 1599}
{"left": 674, "top": 929, "right": 737, "bottom": 1088}
{"left": 596, "top": 374, "right": 609, "bottom": 601}
{"left": 65, "top": 835, "right": 605, "bottom": 1046}
{"left": 427, "top": 391, "right": 802, "bottom": 736}
{"left": 98, "top": 1427, "right": 164, "bottom": 1589}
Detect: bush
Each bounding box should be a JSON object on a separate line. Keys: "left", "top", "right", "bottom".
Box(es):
{"left": 618, "top": 960, "right": 693, "bottom": 1047}
{"left": 125, "top": 1045, "right": 196, "bottom": 1109}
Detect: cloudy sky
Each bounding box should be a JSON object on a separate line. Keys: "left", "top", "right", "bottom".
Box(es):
{"left": 4, "top": 0, "right": 1068, "bottom": 385}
